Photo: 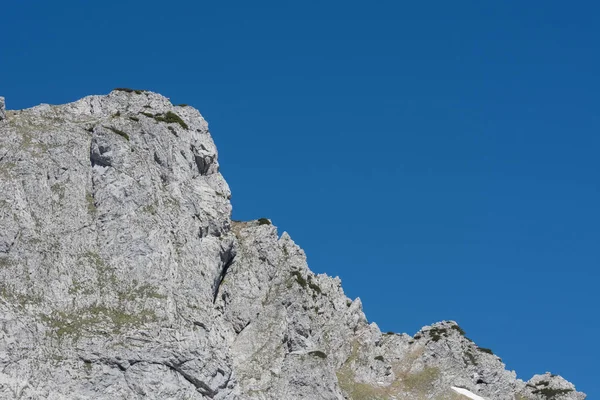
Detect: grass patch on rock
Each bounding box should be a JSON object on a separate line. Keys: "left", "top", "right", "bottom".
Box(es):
{"left": 336, "top": 341, "right": 442, "bottom": 400}
{"left": 291, "top": 271, "right": 307, "bottom": 288}
{"left": 42, "top": 305, "right": 157, "bottom": 340}
{"left": 532, "top": 388, "right": 573, "bottom": 399}
{"left": 451, "top": 324, "right": 466, "bottom": 336}
{"left": 139, "top": 111, "right": 188, "bottom": 129}
{"left": 428, "top": 327, "right": 448, "bottom": 342}
{"left": 308, "top": 350, "right": 327, "bottom": 359}
{"left": 118, "top": 283, "right": 167, "bottom": 301}
{"left": 464, "top": 350, "right": 478, "bottom": 366}
{"left": 86, "top": 192, "right": 96, "bottom": 214}
{"left": 477, "top": 347, "right": 494, "bottom": 355}
{"left": 104, "top": 126, "right": 129, "bottom": 141}
{"left": 403, "top": 367, "right": 440, "bottom": 392}
{"left": 307, "top": 275, "right": 324, "bottom": 295}
{"left": 114, "top": 88, "right": 145, "bottom": 94}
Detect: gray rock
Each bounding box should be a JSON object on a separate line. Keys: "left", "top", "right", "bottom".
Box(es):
{"left": 0, "top": 90, "right": 586, "bottom": 399}
{"left": 0, "top": 97, "right": 5, "bottom": 121}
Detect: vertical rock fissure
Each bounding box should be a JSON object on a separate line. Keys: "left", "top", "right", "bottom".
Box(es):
{"left": 213, "top": 246, "right": 236, "bottom": 304}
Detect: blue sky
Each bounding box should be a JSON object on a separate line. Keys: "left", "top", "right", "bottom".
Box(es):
{"left": 2, "top": 1, "right": 598, "bottom": 396}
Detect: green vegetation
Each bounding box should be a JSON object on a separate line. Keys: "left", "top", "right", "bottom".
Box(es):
{"left": 118, "top": 283, "right": 166, "bottom": 301}
{"left": 71, "top": 256, "right": 168, "bottom": 319}
{"left": 3, "top": 288, "right": 38, "bottom": 307}
{"left": 42, "top": 305, "right": 157, "bottom": 340}
{"left": 336, "top": 342, "right": 442, "bottom": 400}
{"left": 139, "top": 111, "right": 189, "bottom": 129}
{"left": 515, "top": 394, "right": 531, "bottom": 400}
{"left": 288, "top": 271, "right": 324, "bottom": 297}
{"left": 291, "top": 271, "right": 307, "bottom": 288}
{"left": 451, "top": 324, "right": 473, "bottom": 341}
{"left": 336, "top": 342, "right": 385, "bottom": 400}
{"left": 113, "top": 111, "right": 121, "bottom": 118}
{"left": 464, "top": 350, "right": 478, "bottom": 366}
{"left": 0, "top": 282, "right": 44, "bottom": 308}
{"left": 83, "top": 359, "right": 93, "bottom": 373}
{"left": 450, "top": 324, "right": 466, "bottom": 336}
{"left": 374, "top": 355, "right": 384, "bottom": 362}
{"left": 0, "top": 256, "right": 10, "bottom": 268}
{"left": 129, "top": 116, "right": 139, "bottom": 122}
{"left": 68, "top": 279, "right": 94, "bottom": 296}
{"left": 82, "top": 251, "right": 117, "bottom": 290}
{"left": 177, "top": 104, "right": 188, "bottom": 107}
{"left": 403, "top": 367, "right": 440, "bottom": 392}
{"left": 114, "top": 88, "right": 145, "bottom": 94}
{"left": 308, "top": 350, "right": 327, "bottom": 359}
{"left": 142, "top": 204, "right": 157, "bottom": 215}
{"left": 156, "top": 111, "right": 188, "bottom": 129}
{"left": 308, "top": 281, "right": 322, "bottom": 294}
{"left": 531, "top": 388, "right": 573, "bottom": 399}
{"left": 477, "top": 347, "right": 494, "bottom": 355}
{"left": 50, "top": 182, "right": 66, "bottom": 200}
{"left": 104, "top": 126, "right": 129, "bottom": 141}
{"left": 257, "top": 218, "right": 271, "bottom": 225}
{"left": 86, "top": 192, "right": 96, "bottom": 214}
{"left": 428, "top": 327, "right": 448, "bottom": 342}
{"left": 307, "top": 275, "right": 323, "bottom": 295}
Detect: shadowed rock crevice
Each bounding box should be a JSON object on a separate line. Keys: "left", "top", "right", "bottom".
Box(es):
{"left": 213, "top": 243, "right": 236, "bottom": 304}
{"left": 90, "top": 138, "right": 113, "bottom": 168}
{"left": 191, "top": 144, "right": 214, "bottom": 176}
{"left": 166, "top": 364, "right": 218, "bottom": 398}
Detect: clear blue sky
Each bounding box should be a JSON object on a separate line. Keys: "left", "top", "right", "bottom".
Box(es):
{"left": 2, "top": 1, "right": 598, "bottom": 396}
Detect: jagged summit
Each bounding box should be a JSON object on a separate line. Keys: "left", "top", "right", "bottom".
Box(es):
{"left": 0, "top": 91, "right": 585, "bottom": 399}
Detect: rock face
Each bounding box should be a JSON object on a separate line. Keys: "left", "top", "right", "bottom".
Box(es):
{"left": 0, "top": 90, "right": 586, "bottom": 400}
{"left": 0, "top": 97, "right": 5, "bottom": 121}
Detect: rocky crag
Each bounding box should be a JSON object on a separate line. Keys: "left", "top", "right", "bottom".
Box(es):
{"left": 0, "top": 91, "right": 585, "bottom": 399}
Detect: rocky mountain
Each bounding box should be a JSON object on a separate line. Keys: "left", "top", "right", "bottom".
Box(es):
{"left": 0, "top": 91, "right": 586, "bottom": 399}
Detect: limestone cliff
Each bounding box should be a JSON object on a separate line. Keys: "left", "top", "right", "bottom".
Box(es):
{"left": 0, "top": 91, "right": 585, "bottom": 399}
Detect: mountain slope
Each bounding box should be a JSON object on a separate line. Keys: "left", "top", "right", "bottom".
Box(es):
{"left": 0, "top": 91, "right": 585, "bottom": 399}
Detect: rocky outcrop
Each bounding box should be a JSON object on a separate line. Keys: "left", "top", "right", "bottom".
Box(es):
{"left": 0, "top": 90, "right": 586, "bottom": 399}
{"left": 0, "top": 97, "right": 5, "bottom": 121}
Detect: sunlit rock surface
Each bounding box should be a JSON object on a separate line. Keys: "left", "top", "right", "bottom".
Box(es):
{"left": 0, "top": 91, "right": 586, "bottom": 399}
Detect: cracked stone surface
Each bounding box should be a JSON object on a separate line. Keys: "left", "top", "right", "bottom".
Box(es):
{"left": 0, "top": 97, "right": 5, "bottom": 121}
{"left": 0, "top": 90, "right": 586, "bottom": 399}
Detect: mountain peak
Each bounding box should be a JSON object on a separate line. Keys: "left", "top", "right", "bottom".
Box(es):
{"left": 0, "top": 92, "right": 585, "bottom": 399}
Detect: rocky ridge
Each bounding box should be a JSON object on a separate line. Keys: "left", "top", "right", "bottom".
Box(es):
{"left": 0, "top": 90, "right": 586, "bottom": 399}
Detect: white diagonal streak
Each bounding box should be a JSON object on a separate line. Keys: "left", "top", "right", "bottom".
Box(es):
{"left": 451, "top": 386, "right": 487, "bottom": 400}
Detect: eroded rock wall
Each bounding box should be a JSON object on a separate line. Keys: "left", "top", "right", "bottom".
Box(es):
{"left": 0, "top": 91, "right": 585, "bottom": 400}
